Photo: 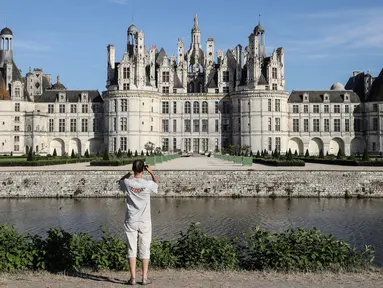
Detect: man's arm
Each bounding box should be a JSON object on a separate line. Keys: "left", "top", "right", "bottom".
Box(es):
{"left": 146, "top": 166, "right": 159, "bottom": 188}
{"left": 118, "top": 170, "right": 134, "bottom": 183}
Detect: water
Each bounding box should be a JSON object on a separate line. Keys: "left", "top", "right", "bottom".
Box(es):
{"left": 1, "top": 198, "right": 382, "bottom": 266}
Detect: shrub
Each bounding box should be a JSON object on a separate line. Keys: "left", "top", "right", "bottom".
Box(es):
{"left": 362, "top": 147, "right": 369, "bottom": 161}
{"left": 337, "top": 148, "right": 344, "bottom": 159}
{"left": 256, "top": 151, "right": 260, "bottom": 158}
{"left": 103, "top": 148, "right": 110, "bottom": 161}
{"left": 27, "top": 147, "right": 33, "bottom": 162}
{"left": 287, "top": 148, "right": 293, "bottom": 161}
{"left": 253, "top": 158, "right": 305, "bottom": 167}
{"left": 294, "top": 150, "right": 298, "bottom": 157}
{"left": 84, "top": 149, "right": 90, "bottom": 158}
{"left": 117, "top": 148, "right": 122, "bottom": 158}
{"left": 305, "top": 149, "right": 310, "bottom": 158}
{"left": 53, "top": 148, "right": 57, "bottom": 157}
{"left": 141, "top": 150, "right": 144, "bottom": 156}
{"left": 134, "top": 150, "right": 138, "bottom": 157}
{"left": 71, "top": 149, "right": 75, "bottom": 159}
{"left": 319, "top": 149, "right": 324, "bottom": 159}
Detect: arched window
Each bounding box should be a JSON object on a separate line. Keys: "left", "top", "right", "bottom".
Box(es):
{"left": 185, "top": 101, "right": 191, "bottom": 114}
{"left": 193, "top": 101, "right": 200, "bottom": 114}
{"left": 202, "top": 101, "right": 208, "bottom": 114}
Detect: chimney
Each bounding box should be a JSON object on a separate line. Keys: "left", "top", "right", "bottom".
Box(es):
{"left": 353, "top": 71, "right": 360, "bottom": 77}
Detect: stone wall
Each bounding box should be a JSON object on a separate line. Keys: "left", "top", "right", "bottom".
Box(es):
{"left": 1, "top": 170, "right": 383, "bottom": 198}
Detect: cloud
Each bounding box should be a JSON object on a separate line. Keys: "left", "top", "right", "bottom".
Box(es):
{"left": 13, "top": 39, "right": 51, "bottom": 52}
{"left": 109, "top": 0, "right": 128, "bottom": 4}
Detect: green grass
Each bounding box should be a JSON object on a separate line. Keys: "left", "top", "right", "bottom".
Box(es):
{"left": 0, "top": 158, "right": 27, "bottom": 162}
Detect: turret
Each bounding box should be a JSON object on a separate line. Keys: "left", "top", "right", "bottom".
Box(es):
{"left": 0, "top": 27, "right": 14, "bottom": 68}
{"left": 107, "top": 45, "right": 115, "bottom": 86}
{"left": 191, "top": 14, "right": 201, "bottom": 48}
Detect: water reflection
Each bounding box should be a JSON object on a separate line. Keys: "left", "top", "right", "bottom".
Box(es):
{"left": 0, "top": 198, "right": 382, "bottom": 266}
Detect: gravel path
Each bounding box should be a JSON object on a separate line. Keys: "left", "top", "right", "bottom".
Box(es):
{"left": 1, "top": 270, "right": 383, "bottom": 288}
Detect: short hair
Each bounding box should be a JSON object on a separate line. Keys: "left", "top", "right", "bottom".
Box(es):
{"left": 132, "top": 160, "right": 145, "bottom": 173}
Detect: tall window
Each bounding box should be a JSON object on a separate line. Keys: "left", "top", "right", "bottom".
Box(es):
{"left": 120, "top": 137, "right": 127, "bottom": 151}
{"left": 324, "top": 119, "right": 329, "bottom": 132}
{"left": 173, "top": 119, "right": 177, "bottom": 132}
{"left": 14, "top": 116, "right": 20, "bottom": 123}
{"left": 293, "top": 105, "right": 299, "bottom": 113}
{"left": 121, "top": 117, "right": 127, "bottom": 131}
{"left": 14, "top": 136, "right": 19, "bottom": 142}
{"left": 123, "top": 67, "right": 130, "bottom": 79}
{"left": 223, "top": 87, "right": 229, "bottom": 93}
{"left": 121, "top": 99, "right": 127, "bottom": 112}
{"left": 345, "top": 119, "right": 350, "bottom": 132}
{"left": 272, "top": 84, "right": 277, "bottom": 91}
{"left": 70, "top": 104, "right": 77, "bottom": 113}
{"left": 202, "top": 119, "right": 208, "bottom": 132}
{"left": 82, "top": 104, "right": 88, "bottom": 113}
{"left": 59, "top": 119, "right": 65, "bottom": 132}
{"left": 184, "top": 119, "right": 191, "bottom": 132}
{"left": 202, "top": 101, "right": 208, "bottom": 114}
{"left": 48, "top": 104, "right": 54, "bottom": 114}
{"left": 162, "top": 86, "right": 169, "bottom": 94}
{"left": 334, "top": 105, "right": 341, "bottom": 113}
{"left": 304, "top": 105, "right": 308, "bottom": 113}
{"left": 81, "top": 119, "right": 88, "bottom": 132}
{"left": 272, "top": 67, "right": 277, "bottom": 79}
{"left": 222, "top": 119, "right": 230, "bottom": 132}
{"left": 373, "top": 118, "right": 378, "bottom": 130}
{"left": 173, "top": 138, "right": 177, "bottom": 151}
{"left": 123, "top": 83, "right": 130, "bottom": 90}
{"left": 293, "top": 119, "right": 299, "bottom": 132}
{"left": 275, "top": 137, "right": 281, "bottom": 152}
{"left": 193, "top": 101, "right": 200, "bottom": 114}
{"left": 162, "top": 102, "right": 169, "bottom": 114}
{"left": 93, "top": 119, "right": 97, "bottom": 132}
{"left": 215, "top": 119, "right": 219, "bottom": 132}
{"left": 201, "top": 138, "right": 209, "bottom": 152}
{"left": 268, "top": 137, "right": 272, "bottom": 151}
{"left": 162, "top": 138, "right": 169, "bottom": 151}
{"left": 49, "top": 119, "right": 54, "bottom": 132}
{"left": 113, "top": 99, "right": 118, "bottom": 112}
{"left": 112, "top": 117, "right": 117, "bottom": 131}
{"left": 70, "top": 119, "right": 76, "bottom": 132}
{"left": 215, "top": 101, "right": 219, "bottom": 113}
{"left": 185, "top": 138, "right": 191, "bottom": 151}
{"left": 275, "top": 118, "right": 280, "bottom": 131}
{"left": 59, "top": 104, "right": 65, "bottom": 113}
{"left": 223, "top": 71, "right": 229, "bottom": 82}
{"left": 162, "top": 119, "right": 169, "bottom": 132}
{"left": 313, "top": 119, "right": 320, "bottom": 132}
{"left": 14, "top": 126, "right": 20, "bottom": 132}
{"left": 15, "top": 87, "right": 21, "bottom": 97}
{"left": 313, "top": 105, "right": 319, "bottom": 113}
{"left": 334, "top": 119, "right": 341, "bottom": 132}
{"left": 185, "top": 101, "right": 191, "bottom": 114}
{"left": 373, "top": 104, "right": 378, "bottom": 112}
{"left": 193, "top": 119, "right": 199, "bottom": 132}
{"left": 304, "top": 119, "right": 309, "bottom": 132}
{"left": 268, "top": 118, "right": 272, "bottom": 131}
{"left": 162, "top": 71, "right": 170, "bottom": 82}
{"left": 275, "top": 99, "right": 281, "bottom": 112}
{"left": 223, "top": 101, "right": 230, "bottom": 114}
{"left": 345, "top": 105, "right": 349, "bottom": 113}
{"left": 324, "top": 105, "right": 329, "bottom": 113}
{"left": 15, "top": 103, "right": 20, "bottom": 112}
{"left": 112, "top": 137, "right": 117, "bottom": 152}
{"left": 173, "top": 102, "right": 177, "bottom": 114}
{"left": 268, "top": 99, "right": 272, "bottom": 112}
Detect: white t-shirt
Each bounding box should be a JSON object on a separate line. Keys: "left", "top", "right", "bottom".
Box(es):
{"left": 120, "top": 177, "right": 158, "bottom": 224}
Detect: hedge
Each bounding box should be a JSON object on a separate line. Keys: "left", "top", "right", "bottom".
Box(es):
{"left": 253, "top": 158, "right": 305, "bottom": 167}
{"left": 303, "top": 158, "right": 383, "bottom": 166}
{"left": 0, "top": 223, "right": 374, "bottom": 273}
{"left": 90, "top": 157, "right": 145, "bottom": 166}
{"left": 0, "top": 158, "right": 97, "bottom": 167}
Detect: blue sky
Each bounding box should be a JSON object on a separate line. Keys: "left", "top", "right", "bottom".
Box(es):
{"left": 2, "top": 0, "right": 383, "bottom": 92}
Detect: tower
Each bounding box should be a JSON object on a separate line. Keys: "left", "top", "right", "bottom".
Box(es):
{"left": 0, "top": 27, "right": 13, "bottom": 67}
{"left": 127, "top": 24, "right": 138, "bottom": 56}
{"left": 191, "top": 14, "right": 201, "bottom": 48}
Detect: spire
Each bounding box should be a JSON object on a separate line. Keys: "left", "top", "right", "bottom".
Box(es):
{"left": 57, "top": 75, "right": 60, "bottom": 83}
{"left": 194, "top": 14, "right": 199, "bottom": 29}
{"left": 258, "top": 14, "right": 261, "bottom": 25}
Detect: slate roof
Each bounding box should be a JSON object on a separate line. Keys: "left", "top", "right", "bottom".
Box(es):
{"left": 0, "top": 70, "right": 10, "bottom": 100}
{"left": 1, "top": 27, "right": 12, "bottom": 36}
{"left": 289, "top": 90, "right": 360, "bottom": 103}
{"left": 35, "top": 90, "right": 103, "bottom": 103}
{"left": 156, "top": 48, "right": 167, "bottom": 65}
{"left": 257, "top": 73, "right": 268, "bottom": 85}
{"left": 207, "top": 65, "right": 219, "bottom": 89}
{"left": 174, "top": 73, "right": 183, "bottom": 88}
{"left": 365, "top": 69, "right": 383, "bottom": 102}
{"left": 344, "top": 72, "right": 370, "bottom": 102}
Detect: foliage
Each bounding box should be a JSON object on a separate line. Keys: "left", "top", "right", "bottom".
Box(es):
{"left": 141, "top": 150, "right": 144, "bottom": 156}
{"left": 294, "top": 150, "right": 298, "bottom": 157}
{"left": 103, "top": 148, "right": 110, "bottom": 161}
{"left": 116, "top": 148, "right": 122, "bottom": 158}
{"left": 305, "top": 149, "right": 310, "bottom": 158}
{"left": 144, "top": 142, "right": 155, "bottom": 153}
{"left": 90, "top": 157, "right": 145, "bottom": 166}
{"left": 84, "top": 149, "right": 90, "bottom": 158}
{"left": 0, "top": 158, "right": 98, "bottom": 167}
{"left": 337, "top": 148, "right": 344, "bottom": 159}
{"left": 319, "top": 149, "right": 324, "bottom": 159}
{"left": 253, "top": 158, "right": 305, "bottom": 167}
{"left": 302, "top": 158, "right": 383, "bottom": 166}
{"left": 0, "top": 223, "right": 375, "bottom": 273}
{"left": 53, "top": 148, "right": 57, "bottom": 157}
{"left": 362, "top": 147, "right": 369, "bottom": 161}
{"left": 71, "top": 149, "right": 75, "bottom": 159}
{"left": 287, "top": 148, "right": 293, "bottom": 161}
{"left": 134, "top": 150, "right": 138, "bottom": 157}
{"left": 27, "top": 147, "right": 33, "bottom": 162}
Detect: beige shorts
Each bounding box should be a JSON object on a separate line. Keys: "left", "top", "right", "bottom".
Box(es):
{"left": 124, "top": 221, "right": 152, "bottom": 259}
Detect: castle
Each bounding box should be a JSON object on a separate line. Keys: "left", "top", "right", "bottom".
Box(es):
{"left": 1, "top": 16, "right": 382, "bottom": 156}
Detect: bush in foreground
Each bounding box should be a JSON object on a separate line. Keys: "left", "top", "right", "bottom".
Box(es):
{"left": 0, "top": 223, "right": 374, "bottom": 273}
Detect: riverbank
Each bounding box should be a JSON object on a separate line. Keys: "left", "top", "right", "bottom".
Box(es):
{"left": 2, "top": 156, "right": 383, "bottom": 198}
{"left": 1, "top": 269, "right": 383, "bottom": 288}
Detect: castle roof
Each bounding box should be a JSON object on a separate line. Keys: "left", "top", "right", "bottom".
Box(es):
{"left": 1, "top": 27, "right": 13, "bottom": 36}
{"left": 289, "top": 90, "right": 360, "bottom": 103}
{"left": 364, "top": 69, "right": 383, "bottom": 102}
{"left": 35, "top": 90, "right": 102, "bottom": 103}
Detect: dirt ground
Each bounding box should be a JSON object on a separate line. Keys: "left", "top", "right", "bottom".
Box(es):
{"left": 1, "top": 269, "right": 383, "bottom": 288}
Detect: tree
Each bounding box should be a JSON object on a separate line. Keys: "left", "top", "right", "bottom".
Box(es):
{"left": 53, "top": 148, "right": 57, "bottom": 157}
{"left": 250, "top": 150, "right": 253, "bottom": 157}
{"left": 103, "top": 148, "right": 110, "bottom": 161}
{"left": 362, "top": 147, "right": 369, "bottom": 161}
{"left": 326, "top": 151, "right": 329, "bottom": 157}
{"left": 134, "top": 150, "right": 138, "bottom": 157}
{"left": 287, "top": 148, "right": 293, "bottom": 161}
{"left": 294, "top": 150, "right": 298, "bottom": 157}
{"left": 319, "top": 149, "right": 324, "bottom": 159}
{"left": 146, "top": 150, "right": 149, "bottom": 156}
{"left": 256, "top": 150, "right": 260, "bottom": 158}
{"left": 273, "top": 148, "right": 279, "bottom": 159}
{"left": 71, "top": 149, "right": 75, "bottom": 159}
{"left": 337, "top": 148, "right": 344, "bottom": 159}
{"left": 117, "top": 148, "right": 122, "bottom": 158}
{"left": 305, "top": 149, "right": 310, "bottom": 158}
{"left": 27, "top": 147, "right": 33, "bottom": 162}
{"left": 10, "top": 151, "right": 13, "bottom": 157}
{"left": 84, "top": 149, "right": 90, "bottom": 158}
{"left": 141, "top": 150, "right": 144, "bottom": 156}
{"left": 144, "top": 142, "right": 155, "bottom": 154}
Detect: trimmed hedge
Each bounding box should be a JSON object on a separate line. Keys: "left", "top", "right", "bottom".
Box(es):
{"left": 303, "top": 158, "right": 383, "bottom": 166}
{"left": 253, "top": 158, "right": 305, "bottom": 167}
{"left": 0, "top": 223, "right": 375, "bottom": 273}
{"left": 90, "top": 157, "right": 145, "bottom": 166}
{"left": 0, "top": 158, "right": 97, "bottom": 167}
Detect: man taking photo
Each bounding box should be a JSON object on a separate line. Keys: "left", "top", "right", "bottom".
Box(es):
{"left": 119, "top": 160, "right": 159, "bottom": 285}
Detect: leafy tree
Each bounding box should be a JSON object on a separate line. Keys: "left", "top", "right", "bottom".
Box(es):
{"left": 362, "top": 147, "right": 369, "bottom": 161}
{"left": 53, "top": 148, "right": 57, "bottom": 157}
{"left": 144, "top": 142, "right": 155, "bottom": 154}
{"left": 27, "top": 147, "right": 33, "bottom": 162}
{"left": 103, "top": 148, "right": 110, "bottom": 161}
{"left": 117, "top": 148, "right": 122, "bottom": 158}
{"left": 71, "top": 149, "right": 75, "bottom": 159}
{"left": 337, "top": 148, "right": 344, "bottom": 159}
{"left": 319, "top": 149, "right": 324, "bottom": 159}
{"left": 305, "top": 149, "right": 310, "bottom": 158}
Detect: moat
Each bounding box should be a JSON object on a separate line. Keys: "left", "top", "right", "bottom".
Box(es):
{"left": 1, "top": 197, "right": 382, "bottom": 266}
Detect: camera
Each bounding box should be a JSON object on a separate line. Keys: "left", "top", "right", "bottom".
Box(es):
{"left": 144, "top": 162, "right": 149, "bottom": 170}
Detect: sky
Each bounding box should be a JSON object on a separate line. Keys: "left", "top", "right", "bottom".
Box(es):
{"left": 2, "top": 0, "right": 383, "bottom": 93}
